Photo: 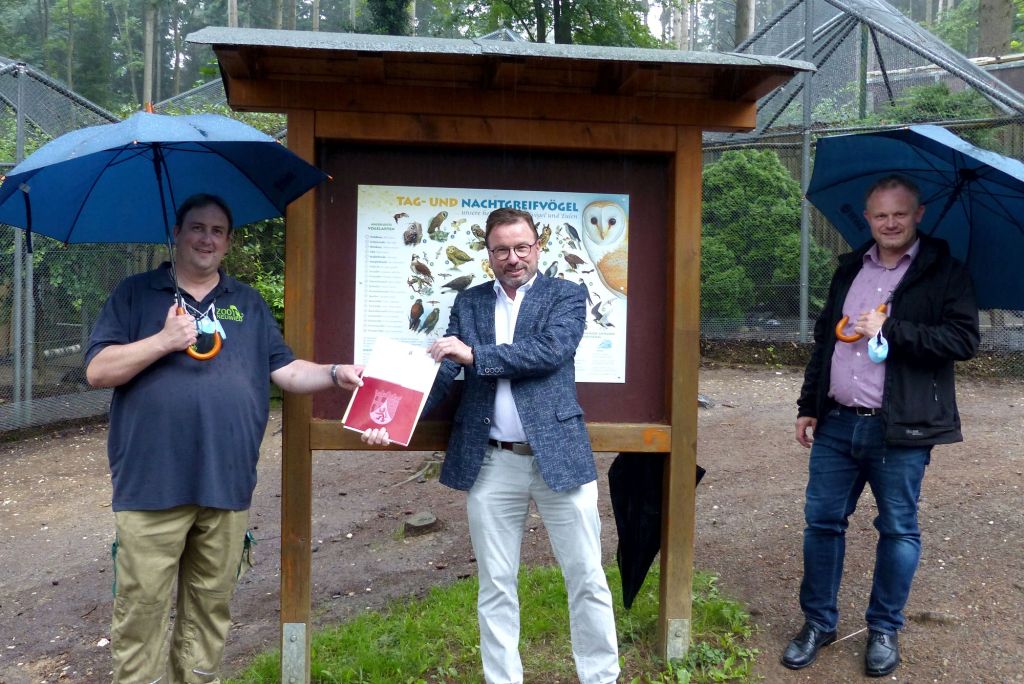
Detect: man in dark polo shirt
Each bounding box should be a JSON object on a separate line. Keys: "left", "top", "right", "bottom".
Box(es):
{"left": 782, "top": 176, "right": 978, "bottom": 677}
{"left": 85, "top": 193, "right": 362, "bottom": 684}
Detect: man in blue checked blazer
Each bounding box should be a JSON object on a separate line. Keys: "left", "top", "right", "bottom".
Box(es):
{"left": 366, "top": 207, "right": 619, "bottom": 684}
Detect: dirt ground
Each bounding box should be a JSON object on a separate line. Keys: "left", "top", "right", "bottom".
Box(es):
{"left": 1, "top": 365, "right": 1022, "bottom": 683}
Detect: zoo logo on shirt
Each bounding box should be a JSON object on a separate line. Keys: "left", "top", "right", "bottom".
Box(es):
{"left": 216, "top": 304, "right": 245, "bottom": 323}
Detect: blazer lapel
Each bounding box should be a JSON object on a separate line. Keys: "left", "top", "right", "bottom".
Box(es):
{"left": 514, "top": 275, "right": 548, "bottom": 338}
{"left": 473, "top": 284, "right": 497, "bottom": 345}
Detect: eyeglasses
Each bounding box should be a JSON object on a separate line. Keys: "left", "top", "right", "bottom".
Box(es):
{"left": 488, "top": 242, "right": 537, "bottom": 261}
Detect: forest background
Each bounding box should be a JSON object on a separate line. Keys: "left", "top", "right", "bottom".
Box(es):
{"left": 2, "top": 0, "right": 1024, "bottom": 117}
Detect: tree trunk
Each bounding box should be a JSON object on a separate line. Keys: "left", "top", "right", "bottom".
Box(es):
{"left": 674, "top": 4, "right": 689, "bottom": 50}
{"left": 38, "top": 0, "right": 50, "bottom": 73}
{"left": 274, "top": 0, "right": 283, "bottom": 29}
{"left": 311, "top": 0, "right": 319, "bottom": 30}
{"left": 114, "top": 2, "right": 139, "bottom": 104}
{"left": 66, "top": 0, "right": 73, "bottom": 89}
{"left": 735, "top": 0, "right": 754, "bottom": 47}
{"left": 154, "top": 5, "right": 163, "bottom": 103}
{"left": 228, "top": 0, "right": 238, "bottom": 27}
{"left": 533, "top": 0, "right": 546, "bottom": 42}
{"left": 172, "top": 10, "right": 181, "bottom": 96}
{"left": 143, "top": 0, "right": 154, "bottom": 106}
{"left": 286, "top": 0, "right": 296, "bottom": 29}
{"left": 979, "top": 0, "right": 1012, "bottom": 57}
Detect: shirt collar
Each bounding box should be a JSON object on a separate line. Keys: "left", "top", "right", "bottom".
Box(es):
{"left": 864, "top": 237, "right": 920, "bottom": 269}
{"left": 492, "top": 272, "right": 538, "bottom": 302}
{"left": 147, "top": 262, "right": 236, "bottom": 295}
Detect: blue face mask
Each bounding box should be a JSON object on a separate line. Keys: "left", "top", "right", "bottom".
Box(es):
{"left": 867, "top": 330, "right": 888, "bottom": 363}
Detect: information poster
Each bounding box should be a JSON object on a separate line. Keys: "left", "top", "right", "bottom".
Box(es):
{"left": 354, "top": 185, "right": 629, "bottom": 383}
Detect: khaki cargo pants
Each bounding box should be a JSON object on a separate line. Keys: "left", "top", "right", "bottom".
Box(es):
{"left": 110, "top": 506, "right": 250, "bottom": 684}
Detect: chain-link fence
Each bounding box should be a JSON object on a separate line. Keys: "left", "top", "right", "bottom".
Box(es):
{"left": 699, "top": 0, "right": 1024, "bottom": 374}
{"left": 0, "top": 60, "right": 127, "bottom": 432}
{"left": 701, "top": 119, "right": 1024, "bottom": 362}
{"left": 5, "top": 5, "right": 1024, "bottom": 434}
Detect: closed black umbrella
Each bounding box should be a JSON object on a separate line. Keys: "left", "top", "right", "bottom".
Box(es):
{"left": 608, "top": 452, "right": 705, "bottom": 609}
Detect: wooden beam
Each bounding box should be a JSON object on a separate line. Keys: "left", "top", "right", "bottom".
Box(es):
{"left": 313, "top": 110, "right": 677, "bottom": 153}
{"left": 217, "top": 47, "right": 255, "bottom": 79}
{"left": 658, "top": 126, "right": 702, "bottom": 661}
{"left": 309, "top": 419, "right": 671, "bottom": 453}
{"left": 356, "top": 53, "right": 386, "bottom": 84}
{"left": 484, "top": 58, "right": 525, "bottom": 89}
{"left": 225, "top": 79, "right": 757, "bottom": 131}
{"left": 280, "top": 108, "right": 317, "bottom": 684}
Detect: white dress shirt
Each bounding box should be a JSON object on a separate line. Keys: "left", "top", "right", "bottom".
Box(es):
{"left": 488, "top": 274, "right": 537, "bottom": 442}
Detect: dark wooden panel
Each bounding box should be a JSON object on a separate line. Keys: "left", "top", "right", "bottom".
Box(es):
{"left": 311, "top": 143, "right": 672, "bottom": 425}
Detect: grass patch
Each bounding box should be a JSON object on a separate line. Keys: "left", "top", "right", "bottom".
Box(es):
{"left": 226, "top": 566, "right": 757, "bottom": 684}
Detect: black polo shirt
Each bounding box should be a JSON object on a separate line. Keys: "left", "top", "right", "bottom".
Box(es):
{"left": 85, "top": 263, "right": 295, "bottom": 511}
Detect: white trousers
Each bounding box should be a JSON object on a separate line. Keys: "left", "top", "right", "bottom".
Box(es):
{"left": 467, "top": 447, "right": 620, "bottom": 684}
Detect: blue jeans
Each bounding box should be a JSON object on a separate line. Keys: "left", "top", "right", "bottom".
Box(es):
{"left": 799, "top": 407, "right": 931, "bottom": 635}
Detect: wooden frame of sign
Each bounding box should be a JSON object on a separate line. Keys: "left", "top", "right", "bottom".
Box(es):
{"left": 190, "top": 27, "right": 809, "bottom": 683}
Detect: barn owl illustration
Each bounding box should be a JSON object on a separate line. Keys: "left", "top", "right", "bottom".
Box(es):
{"left": 581, "top": 200, "right": 628, "bottom": 298}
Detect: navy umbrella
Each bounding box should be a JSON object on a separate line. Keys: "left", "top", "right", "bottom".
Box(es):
{"left": 0, "top": 110, "right": 326, "bottom": 360}
{"left": 0, "top": 110, "right": 326, "bottom": 245}
{"left": 806, "top": 124, "right": 1024, "bottom": 310}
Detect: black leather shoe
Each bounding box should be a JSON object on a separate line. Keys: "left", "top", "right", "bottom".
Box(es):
{"left": 865, "top": 630, "right": 900, "bottom": 677}
{"left": 780, "top": 622, "right": 837, "bottom": 670}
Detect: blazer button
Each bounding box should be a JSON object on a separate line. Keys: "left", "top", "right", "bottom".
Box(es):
{"left": 483, "top": 417, "right": 490, "bottom": 425}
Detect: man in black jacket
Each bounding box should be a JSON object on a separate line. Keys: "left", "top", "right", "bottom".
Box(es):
{"left": 781, "top": 175, "right": 979, "bottom": 677}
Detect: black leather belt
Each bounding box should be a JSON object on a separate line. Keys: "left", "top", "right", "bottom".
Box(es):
{"left": 488, "top": 438, "right": 533, "bottom": 455}
{"left": 839, "top": 404, "right": 881, "bottom": 417}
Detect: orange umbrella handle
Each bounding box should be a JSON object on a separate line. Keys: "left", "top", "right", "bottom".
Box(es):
{"left": 835, "top": 303, "right": 888, "bottom": 343}
{"left": 177, "top": 306, "right": 223, "bottom": 360}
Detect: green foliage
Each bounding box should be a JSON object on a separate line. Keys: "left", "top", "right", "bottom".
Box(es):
{"left": 222, "top": 218, "right": 286, "bottom": 325}
{"left": 226, "top": 567, "right": 758, "bottom": 684}
{"left": 700, "top": 236, "right": 753, "bottom": 320}
{"left": 702, "top": 149, "right": 834, "bottom": 317}
{"left": 770, "top": 232, "right": 833, "bottom": 313}
{"left": 418, "top": 0, "right": 664, "bottom": 47}
{"left": 871, "top": 83, "right": 997, "bottom": 126}
{"left": 366, "top": 0, "right": 412, "bottom": 35}
{"left": 928, "top": 0, "right": 980, "bottom": 55}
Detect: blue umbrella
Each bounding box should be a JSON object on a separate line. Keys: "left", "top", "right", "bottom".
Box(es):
{"left": 0, "top": 110, "right": 326, "bottom": 244}
{"left": 0, "top": 110, "right": 326, "bottom": 361}
{"left": 806, "top": 124, "right": 1024, "bottom": 310}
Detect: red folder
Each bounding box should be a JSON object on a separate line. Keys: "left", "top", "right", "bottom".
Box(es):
{"left": 342, "top": 376, "right": 426, "bottom": 447}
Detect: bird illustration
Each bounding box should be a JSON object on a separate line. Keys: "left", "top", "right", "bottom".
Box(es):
{"left": 419, "top": 308, "right": 440, "bottom": 335}
{"left": 481, "top": 259, "right": 494, "bottom": 280}
{"left": 394, "top": 212, "right": 409, "bottom": 223}
{"left": 564, "top": 253, "right": 585, "bottom": 271}
{"left": 591, "top": 299, "right": 615, "bottom": 327}
{"left": 544, "top": 262, "right": 558, "bottom": 278}
{"left": 446, "top": 245, "right": 472, "bottom": 269}
{"left": 468, "top": 239, "right": 486, "bottom": 251}
{"left": 450, "top": 218, "right": 467, "bottom": 230}
{"left": 582, "top": 200, "right": 629, "bottom": 298}
{"left": 409, "top": 299, "right": 424, "bottom": 330}
{"left": 562, "top": 222, "right": 581, "bottom": 249}
{"left": 471, "top": 224, "right": 485, "bottom": 239}
{"left": 537, "top": 224, "right": 552, "bottom": 250}
{"left": 411, "top": 255, "right": 434, "bottom": 283}
{"left": 406, "top": 275, "right": 431, "bottom": 294}
{"left": 442, "top": 274, "right": 475, "bottom": 292}
{"left": 403, "top": 221, "right": 423, "bottom": 245}
{"left": 427, "top": 211, "right": 448, "bottom": 236}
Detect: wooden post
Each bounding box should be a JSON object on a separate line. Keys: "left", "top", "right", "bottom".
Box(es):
{"left": 280, "top": 108, "right": 317, "bottom": 684}
{"left": 659, "top": 125, "right": 702, "bottom": 660}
